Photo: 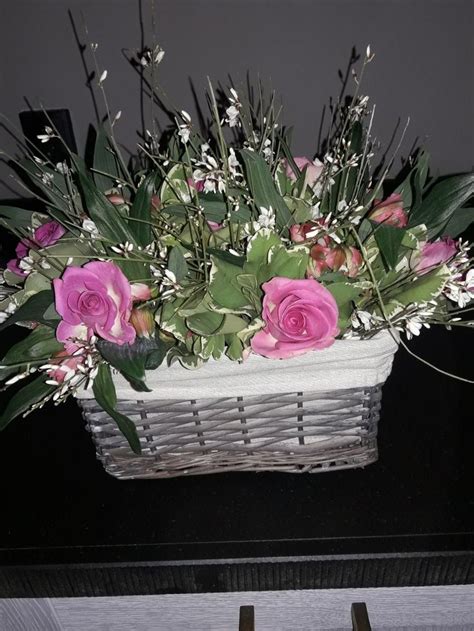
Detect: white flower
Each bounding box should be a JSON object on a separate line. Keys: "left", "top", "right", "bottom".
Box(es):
{"left": 405, "top": 317, "right": 429, "bottom": 340}
{"left": 99, "top": 70, "right": 108, "bottom": 85}
{"left": 82, "top": 219, "right": 99, "bottom": 237}
{"left": 262, "top": 139, "right": 273, "bottom": 161}
{"left": 178, "top": 125, "right": 191, "bottom": 145}
{"left": 37, "top": 126, "right": 54, "bottom": 143}
{"left": 39, "top": 172, "right": 54, "bottom": 186}
{"left": 224, "top": 88, "right": 241, "bottom": 127}
{"left": 56, "top": 161, "right": 69, "bottom": 175}
{"left": 256, "top": 206, "right": 275, "bottom": 230}
{"left": 351, "top": 310, "right": 374, "bottom": 331}
{"left": 225, "top": 105, "right": 240, "bottom": 128}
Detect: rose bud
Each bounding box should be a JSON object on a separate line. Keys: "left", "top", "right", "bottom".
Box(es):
{"left": 308, "top": 242, "right": 362, "bottom": 278}
{"left": 283, "top": 157, "right": 324, "bottom": 189}
{"left": 130, "top": 307, "right": 155, "bottom": 338}
{"left": 131, "top": 283, "right": 153, "bottom": 302}
{"left": 369, "top": 193, "right": 408, "bottom": 228}
{"left": 415, "top": 237, "right": 458, "bottom": 274}
{"left": 106, "top": 194, "right": 127, "bottom": 205}
{"left": 151, "top": 195, "right": 161, "bottom": 210}
{"left": 290, "top": 222, "right": 318, "bottom": 243}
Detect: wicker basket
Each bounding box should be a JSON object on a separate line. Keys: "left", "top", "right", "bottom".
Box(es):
{"left": 77, "top": 332, "right": 398, "bottom": 479}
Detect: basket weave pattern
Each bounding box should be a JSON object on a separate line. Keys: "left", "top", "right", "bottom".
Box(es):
{"left": 79, "top": 385, "right": 383, "bottom": 479}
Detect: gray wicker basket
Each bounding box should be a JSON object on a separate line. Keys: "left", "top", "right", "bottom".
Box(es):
{"left": 77, "top": 332, "right": 398, "bottom": 479}
{"left": 79, "top": 385, "right": 383, "bottom": 479}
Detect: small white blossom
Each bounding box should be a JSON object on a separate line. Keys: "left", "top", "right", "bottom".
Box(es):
{"left": 82, "top": 219, "right": 99, "bottom": 238}
{"left": 55, "top": 161, "right": 69, "bottom": 175}
{"left": 99, "top": 70, "right": 108, "bottom": 85}
{"left": 255, "top": 206, "right": 275, "bottom": 230}
{"left": 37, "top": 126, "right": 54, "bottom": 143}
{"left": 224, "top": 88, "right": 241, "bottom": 128}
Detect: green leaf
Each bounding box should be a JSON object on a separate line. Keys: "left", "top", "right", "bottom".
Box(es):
{"left": 441, "top": 206, "right": 474, "bottom": 238}
{"left": 208, "top": 256, "right": 253, "bottom": 313}
{"left": 373, "top": 222, "right": 406, "bottom": 269}
{"left": 74, "top": 162, "right": 145, "bottom": 280}
{"left": 246, "top": 229, "right": 282, "bottom": 266}
{"left": 168, "top": 246, "right": 189, "bottom": 282}
{"left": 92, "top": 363, "right": 141, "bottom": 454}
{"left": 129, "top": 172, "right": 157, "bottom": 247}
{"left": 411, "top": 149, "right": 430, "bottom": 212}
{"left": 389, "top": 265, "right": 449, "bottom": 306}
{"left": 18, "top": 159, "right": 71, "bottom": 217}
{"left": 0, "top": 376, "right": 54, "bottom": 431}
{"left": 96, "top": 338, "right": 153, "bottom": 392}
{"left": 0, "top": 326, "right": 63, "bottom": 381}
{"left": 186, "top": 310, "right": 225, "bottom": 336}
{"left": 325, "top": 282, "right": 361, "bottom": 329}
{"left": 74, "top": 162, "right": 136, "bottom": 246}
{"left": 219, "top": 314, "right": 248, "bottom": 334}
{"left": 409, "top": 173, "right": 474, "bottom": 238}
{"left": 239, "top": 149, "right": 294, "bottom": 233}
{"left": 268, "top": 245, "right": 308, "bottom": 280}
{"left": 0, "top": 290, "right": 57, "bottom": 332}
{"left": 144, "top": 331, "right": 175, "bottom": 370}
{"left": 0, "top": 206, "right": 37, "bottom": 230}
{"left": 93, "top": 126, "right": 122, "bottom": 193}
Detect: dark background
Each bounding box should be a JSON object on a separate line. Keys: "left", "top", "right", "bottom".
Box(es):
{"left": 0, "top": 0, "right": 473, "bottom": 200}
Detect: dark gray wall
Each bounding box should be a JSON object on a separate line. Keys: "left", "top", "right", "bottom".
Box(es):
{"left": 0, "top": 0, "right": 472, "bottom": 198}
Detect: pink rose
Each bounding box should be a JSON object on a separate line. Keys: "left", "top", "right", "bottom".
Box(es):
{"left": 369, "top": 193, "right": 408, "bottom": 228}
{"left": 284, "top": 157, "right": 324, "bottom": 189}
{"left": 250, "top": 277, "right": 339, "bottom": 359}
{"left": 53, "top": 261, "right": 136, "bottom": 345}
{"left": 34, "top": 220, "right": 66, "bottom": 248}
{"left": 415, "top": 237, "right": 458, "bottom": 273}
{"left": 7, "top": 221, "right": 65, "bottom": 277}
{"left": 308, "top": 240, "right": 362, "bottom": 278}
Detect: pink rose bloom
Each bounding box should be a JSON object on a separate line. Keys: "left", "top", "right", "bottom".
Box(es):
{"left": 369, "top": 193, "right": 408, "bottom": 228}
{"left": 284, "top": 157, "right": 324, "bottom": 189}
{"left": 34, "top": 220, "right": 66, "bottom": 248}
{"left": 47, "top": 342, "right": 84, "bottom": 384}
{"left": 7, "top": 221, "right": 65, "bottom": 277}
{"left": 415, "top": 237, "right": 458, "bottom": 273}
{"left": 250, "top": 277, "right": 339, "bottom": 359}
{"left": 53, "top": 261, "right": 136, "bottom": 345}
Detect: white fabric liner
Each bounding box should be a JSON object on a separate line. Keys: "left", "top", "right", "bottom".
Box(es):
{"left": 77, "top": 331, "right": 399, "bottom": 401}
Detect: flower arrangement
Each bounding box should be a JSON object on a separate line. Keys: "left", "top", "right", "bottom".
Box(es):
{"left": 0, "top": 46, "right": 472, "bottom": 454}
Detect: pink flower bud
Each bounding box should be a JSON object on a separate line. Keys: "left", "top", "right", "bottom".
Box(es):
{"left": 283, "top": 157, "right": 324, "bottom": 189}
{"left": 415, "top": 237, "right": 458, "bottom": 274}
{"left": 290, "top": 222, "right": 317, "bottom": 243}
{"left": 130, "top": 307, "right": 155, "bottom": 338}
{"left": 369, "top": 193, "right": 408, "bottom": 228}
{"left": 106, "top": 194, "right": 126, "bottom": 205}
{"left": 131, "top": 283, "right": 152, "bottom": 302}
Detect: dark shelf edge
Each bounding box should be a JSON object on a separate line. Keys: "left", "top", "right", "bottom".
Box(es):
{"left": 1, "top": 551, "right": 472, "bottom": 597}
